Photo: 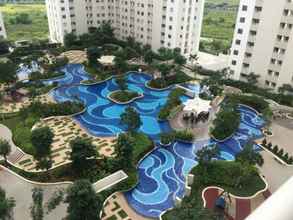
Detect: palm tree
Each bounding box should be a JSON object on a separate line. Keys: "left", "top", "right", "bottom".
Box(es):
{"left": 0, "top": 139, "right": 11, "bottom": 164}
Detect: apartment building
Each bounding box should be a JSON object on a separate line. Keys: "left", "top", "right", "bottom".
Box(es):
{"left": 229, "top": 0, "right": 293, "bottom": 91}
{"left": 0, "top": 12, "right": 7, "bottom": 39}
{"left": 45, "top": 0, "right": 205, "bottom": 58}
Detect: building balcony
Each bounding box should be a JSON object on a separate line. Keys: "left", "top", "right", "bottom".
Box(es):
{"left": 274, "top": 40, "right": 288, "bottom": 49}
{"left": 268, "top": 63, "right": 282, "bottom": 72}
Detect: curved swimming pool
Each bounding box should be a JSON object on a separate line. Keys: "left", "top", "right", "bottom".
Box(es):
{"left": 46, "top": 64, "right": 265, "bottom": 218}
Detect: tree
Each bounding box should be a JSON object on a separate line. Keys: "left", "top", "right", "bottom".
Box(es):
{"left": 0, "top": 59, "right": 16, "bottom": 85}
{"left": 69, "top": 137, "right": 97, "bottom": 174}
{"left": 279, "top": 84, "right": 293, "bottom": 94}
{"left": 143, "top": 50, "right": 154, "bottom": 65}
{"left": 120, "top": 107, "right": 142, "bottom": 132}
{"left": 156, "top": 63, "right": 173, "bottom": 83}
{"left": 114, "top": 133, "right": 134, "bottom": 168}
{"left": 196, "top": 145, "right": 219, "bottom": 166}
{"left": 65, "top": 179, "right": 103, "bottom": 220}
{"left": 30, "top": 188, "right": 44, "bottom": 220}
{"left": 0, "top": 139, "right": 11, "bottom": 163}
{"left": 87, "top": 46, "right": 102, "bottom": 66}
{"left": 31, "top": 127, "right": 54, "bottom": 159}
{"left": 116, "top": 76, "right": 127, "bottom": 91}
{"left": 64, "top": 33, "right": 77, "bottom": 48}
{"left": 246, "top": 72, "right": 260, "bottom": 86}
{"left": 31, "top": 127, "right": 54, "bottom": 171}
{"left": 236, "top": 141, "right": 264, "bottom": 167}
{"left": 114, "top": 55, "right": 128, "bottom": 74}
{"left": 0, "top": 40, "right": 10, "bottom": 55}
{"left": 0, "top": 187, "right": 15, "bottom": 220}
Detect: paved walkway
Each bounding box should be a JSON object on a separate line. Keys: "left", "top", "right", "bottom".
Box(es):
{"left": 265, "top": 119, "right": 293, "bottom": 154}
{"left": 0, "top": 124, "right": 24, "bottom": 163}
{"left": 0, "top": 166, "right": 69, "bottom": 220}
{"left": 259, "top": 151, "right": 293, "bottom": 193}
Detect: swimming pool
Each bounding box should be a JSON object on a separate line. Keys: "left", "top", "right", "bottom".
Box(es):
{"left": 46, "top": 64, "right": 265, "bottom": 218}
{"left": 124, "top": 105, "right": 265, "bottom": 218}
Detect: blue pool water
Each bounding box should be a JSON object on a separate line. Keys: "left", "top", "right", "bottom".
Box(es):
{"left": 47, "top": 64, "right": 191, "bottom": 139}
{"left": 46, "top": 64, "right": 265, "bottom": 219}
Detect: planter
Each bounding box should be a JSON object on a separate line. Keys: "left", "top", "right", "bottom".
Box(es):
{"left": 145, "top": 80, "right": 173, "bottom": 91}
{"left": 107, "top": 91, "right": 144, "bottom": 105}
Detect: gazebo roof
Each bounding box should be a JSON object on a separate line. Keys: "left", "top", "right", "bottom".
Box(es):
{"left": 98, "top": 55, "right": 115, "bottom": 66}
{"left": 183, "top": 96, "right": 211, "bottom": 113}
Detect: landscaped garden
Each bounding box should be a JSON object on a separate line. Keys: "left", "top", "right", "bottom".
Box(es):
{"left": 0, "top": 23, "right": 280, "bottom": 220}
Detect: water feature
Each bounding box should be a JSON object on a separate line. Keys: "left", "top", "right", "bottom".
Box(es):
{"left": 45, "top": 64, "right": 265, "bottom": 218}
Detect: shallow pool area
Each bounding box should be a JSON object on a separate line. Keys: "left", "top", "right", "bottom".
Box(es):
{"left": 46, "top": 64, "right": 265, "bottom": 219}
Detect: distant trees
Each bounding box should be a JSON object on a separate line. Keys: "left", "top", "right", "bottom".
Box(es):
{"left": 31, "top": 127, "right": 54, "bottom": 171}
{"left": 65, "top": 179, "right": 103, "bottom": 220}
{"left": 0, "top": 139, "right": 11, "bottom": 164}
{"left": 69, "top": 137, "right": 97, "bottom": 175}
{"left": 0, "top": 187, "right": 15, "bottom": 220}
{"left": 120, "top": 107, "right": 142, "bottom": 133}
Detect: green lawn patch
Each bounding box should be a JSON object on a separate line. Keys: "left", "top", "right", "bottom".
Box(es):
{"left": 131, "top": 132, "right": 154, "bottom": 163}
{"left": 109, "top": 90, "right": 141, "bottom": 103}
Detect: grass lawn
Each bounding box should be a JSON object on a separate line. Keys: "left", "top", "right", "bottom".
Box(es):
{"left": 0, "top": 4, "right": 48, "bottom": 41}
{"left": 131, "top": 132, "right": 153, "bottom": 163}
{"left": 202, "top": 10, "right": 237, "bottom": 42}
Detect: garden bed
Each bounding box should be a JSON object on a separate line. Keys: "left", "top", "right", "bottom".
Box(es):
{"left": 163, "top": 160, "right": 266, "bottom": 219}
{"left": 108, "top": 90, "right": 142, "bottom": 104}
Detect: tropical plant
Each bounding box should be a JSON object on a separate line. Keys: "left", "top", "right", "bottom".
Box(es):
{"left": 236, "top": 141, "right": 264, "bottom": 167}
{"left": 65, "top": 179, "right": 103, "bottom": 220}
{"left": 116, "top": 76, "right": 127, "bottom": 91}
{"left": 114, "top": 133, "right": 134, "bottom": 168}
{"left": 69, "top": 137, "right": 97, "bottom": 175}
{"left": 196, "top": 144, "right": 219, "bottom": 165}
{"left": 120, "top": 107, "right": 142, "bottom": 132}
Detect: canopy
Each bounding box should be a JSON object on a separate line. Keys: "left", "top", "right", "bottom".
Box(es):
{"left": 98, "top": 55, "right": 115, "bottom": 66}
{"left": 183, "top": 96, "right": 211, "bottom": 114}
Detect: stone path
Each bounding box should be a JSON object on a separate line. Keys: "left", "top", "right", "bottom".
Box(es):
{"left": 0, "top": 166, "right": 69, "bottom": 220}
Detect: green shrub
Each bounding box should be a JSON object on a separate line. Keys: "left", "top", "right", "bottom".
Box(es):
{"left": 160, "top": 133, "right": 175, "bottom": 145}
{"left": 174, "top": 130, "right": 194, "bottom": 142}
{"left": 211, "top": 101, "right": 240, "bottom": 140}
{"left": 272, "top": 145, "right": 278, "bottom": 154}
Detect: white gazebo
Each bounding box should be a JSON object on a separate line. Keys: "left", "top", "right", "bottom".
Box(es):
{"left": 98, "top": 55, "right": 115, "bottom": 66}
{"left": 183, "top": 96, "right": 211, "bottom": 115}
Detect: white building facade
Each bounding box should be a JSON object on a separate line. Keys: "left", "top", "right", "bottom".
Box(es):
{"left": 229, "top": 0, "right": 293, "bottom": 91}
{"left": 0, "top": 12, "right": 7, "bottom": 39}
{"left": 45, "top": 0, "right": 205, "bottom": 58}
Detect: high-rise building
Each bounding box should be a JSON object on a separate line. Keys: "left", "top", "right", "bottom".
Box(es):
{"left": 229, "top": 0, "right": 293, "bottom": 91}
{"left": 0, "top": 12, "right": 7, "bottom": 39}
{"left": 45, "top": 0, "right": 205, "bottom": 58}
